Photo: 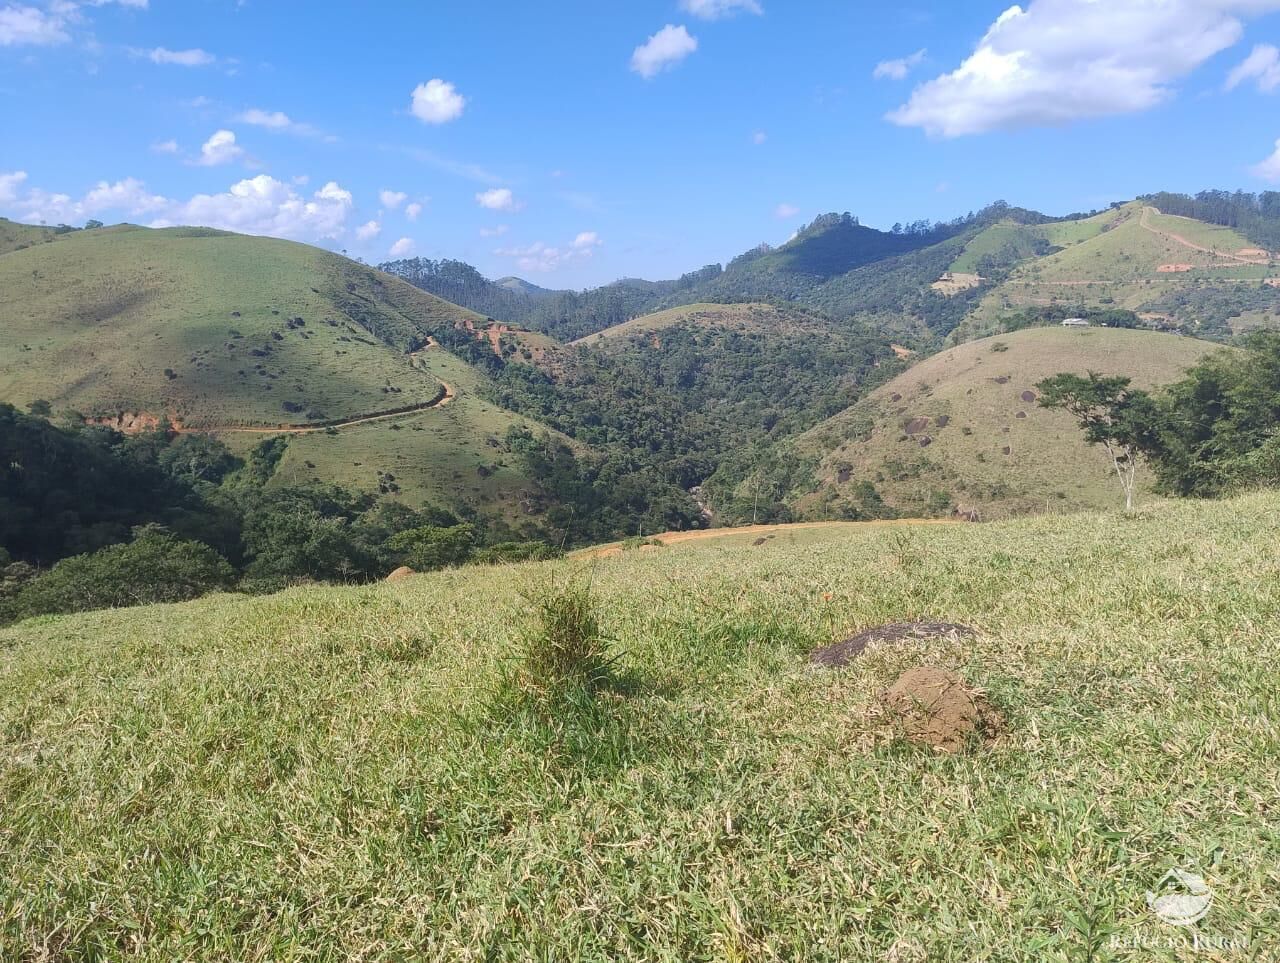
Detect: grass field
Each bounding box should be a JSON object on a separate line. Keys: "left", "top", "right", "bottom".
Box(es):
{"left": 263, "top": 347, "right": 553, "bottom": 520}
{"left": 0, "top": 216, "right": 56, "bottom": 256}
{"left": 0, "top": 224, "right": 481, "bottom": 428}
{"left": 2, "top": 494, "right": 1277, "bottom": 959}
{"left": 797, "top": 327, "right": 1220, "bottom": 519}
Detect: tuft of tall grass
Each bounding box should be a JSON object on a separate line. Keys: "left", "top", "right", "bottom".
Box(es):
{"left": 516, "top": 580, "right": 615, "bottom": 696}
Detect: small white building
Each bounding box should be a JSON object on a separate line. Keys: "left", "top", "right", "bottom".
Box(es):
{"left": 1061, "top": 318, "right": 1090, "bottom": 328}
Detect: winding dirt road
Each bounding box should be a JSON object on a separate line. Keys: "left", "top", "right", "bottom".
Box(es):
{"left": 1139, "top": 206, "right": 1270, "bottom": 266}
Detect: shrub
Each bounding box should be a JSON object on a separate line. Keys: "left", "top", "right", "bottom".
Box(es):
{"left": 386, "top": 524, "right": 475, "bottom": 571}
{"left": 471, "top": 541, "right": 562, "bottom": 565}
{"left": 9, "top": 526, "right": 235, "bottom": 623}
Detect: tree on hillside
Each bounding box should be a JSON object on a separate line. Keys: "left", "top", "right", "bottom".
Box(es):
{"left": 1037, "top": 372, "right": 1159, "bottom": 512}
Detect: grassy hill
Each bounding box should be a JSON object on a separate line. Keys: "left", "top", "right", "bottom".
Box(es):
{"left": 2, "top": 492, "right": 1276, "bottom": 957}
{"left": 0, "top": 222, "right": 560, "bottom": 519}
{"left": 793, "top": 327, "right": 1221, "bottom": 519}
{"left": 0, "top": 216, "right": 57, "bottom": 255}
{"left": 956, "top": 203, "right": 1280, "bottom": 340}
{"left": 571, "top": 301, "right": 829, "bottom": 344}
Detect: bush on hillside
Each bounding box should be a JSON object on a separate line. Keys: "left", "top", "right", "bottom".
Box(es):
{"left": 386, "top": 524, "right": 476, "bottom": 571}
{"left": 7, "top": 526, "right": 235, "bottom": 623}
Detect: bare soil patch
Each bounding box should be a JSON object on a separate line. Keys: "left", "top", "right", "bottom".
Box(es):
{"left": 904, "top": 417, "right": 930, "bottom": 435}
{"left": 386, "top": 567, "right": 416, "bottom": 582}
{"left": 810, "top": 621, "right": 976, "bottom": 668}
{"left": 879, "top": 666, "right": 1002, "bottom": 753}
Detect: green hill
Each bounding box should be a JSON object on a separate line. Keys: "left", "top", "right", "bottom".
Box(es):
{"left": 2, "top": 492, "right": 1276, "bottom": 957}
{"left": 0, "top": 216, "right": 57, "bottom": 255}
{"left": 0, "top": 222, "right": 558, "bottom": 519}
{"left": 792, "top": 326, "right": 1221, "bottom": 519}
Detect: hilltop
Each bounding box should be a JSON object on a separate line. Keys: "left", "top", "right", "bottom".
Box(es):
{"left": 789, "top": 326, "right": 1221, "bottom": 519}
{"left": 2, "top": 492, "right": 1276, "bottom": 957}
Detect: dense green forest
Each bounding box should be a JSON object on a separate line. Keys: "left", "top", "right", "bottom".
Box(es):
{"left": 0, "top": 405, "right": 559, "bottom": 625}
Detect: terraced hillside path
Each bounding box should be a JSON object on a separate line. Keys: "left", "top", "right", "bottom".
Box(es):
{"left": 1140, "top": 206, "right": 1270, "bottom": 265}
{"left": 573, "top": 518, "right": 959, "bottom": 559}
{"left": 191, "top": 342, "right": 454, "bottom": 435}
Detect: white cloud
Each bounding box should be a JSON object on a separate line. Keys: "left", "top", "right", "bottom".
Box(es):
{"left": 196, "top": 129, "right": 244, "bottom": 166}
{"left": 388, "top": 237, "right": 415, "bottom": 257}
{"left": 0, "top": 5, "right": 69, "bottom": 45}
{"left": 495, "top": 232, "right": 603, "bottom": 272}
{"left": 679, "top": 0, "right": 761, "bottom": 19}
{"left": 379, "top": 189, "right": 407, "bottom": 210}
{"left": 752, "top": 130, "right": 767, "bottom": 145}
{"left": 0, "top": 170, "right": 28, "bottom": 202}
{"left": 476, "top": 187, "right": 522, "bottom": 211}
{"left": 12, "top": 176, "right": 167, "bottom": 224}
{"left": 404, "top": 201, "right": 423, "bottom": 221}
{"left": 631, "top": 24, "right": 698, "bottom": 79}
{"left": 164, "top": 176, "right": 353, "bottom": 240}
{"left": 479, "top": 224, "right": 509, "bottom": 237}
{"left": 1253, "top": 139, "right": 1280, "bottom": 181}
{"left": 238, "top": 108, "right": 289, "bottom": 128}
{"left": 410, "top": 78, "right": 465, "bottom": 124}
{"left": 151, "top": 139, "right": 179, "bottom": 154}
{"left": 889, "top": 0, "right": 1280, "bottom": 138}
{"left": 355, "top": 220, "right": 381, "bottom": 241}
{"left": 147, "top": 46, "right": 215, "bottom": 67}
{"left": 775, "top": 203, "right": 799, "bottom": 219}
{"left": 1227, "top": 43, "right": 1280, "bottom": 92}
{"left": 2, "top": 171, "right": 358, "bottom": 242}
{"left": 196, "top": 133, "right": 246, "bottom": 169}
{"left": 873, "top": 48, "right": 927, "bottom": 81}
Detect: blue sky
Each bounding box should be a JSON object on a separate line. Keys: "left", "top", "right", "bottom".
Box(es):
{"left": 3, "top": 0, "right": 1280, "bottom": 287}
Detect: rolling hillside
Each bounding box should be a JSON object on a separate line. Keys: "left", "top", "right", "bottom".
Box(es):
{"left": 792, "top": 326, "right": 1221, "bottom": 519}
{"left": 0, "top": 222, "right": 558, "bottom": 519}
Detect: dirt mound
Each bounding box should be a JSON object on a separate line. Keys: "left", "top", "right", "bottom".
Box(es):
{"left": 810, "top": 621, "right": 976, "bottom": 668}
{"left": 880, "top": 666, "right": 1002, "bottom": 753}
{"left": 386, "top": 566, "right": 416, "bottom": 582}
{"left": 904, "top": 417, "right": 930, "bottom": 435}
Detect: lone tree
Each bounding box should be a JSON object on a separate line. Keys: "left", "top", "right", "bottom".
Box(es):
{"left": 1037, "top": 372, "right": 1158, "bottom": 512}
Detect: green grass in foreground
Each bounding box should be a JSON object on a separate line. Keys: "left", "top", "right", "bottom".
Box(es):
{"left": 1, "top": 495, "right": 1279, "bottom": 959}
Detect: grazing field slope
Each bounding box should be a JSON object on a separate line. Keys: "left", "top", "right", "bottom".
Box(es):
{"left": 0, "top": 223, "right": 483, "bottom": 429}
{"left": 1, "top": 493, "right": 1277, "bottom": 958}
{"left": 797, "top": 326, "right": 1221, "bottom": 519}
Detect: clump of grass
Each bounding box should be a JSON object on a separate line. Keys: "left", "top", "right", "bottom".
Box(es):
{"left": 517, "top": 581, "right": 614, "bottom": 696}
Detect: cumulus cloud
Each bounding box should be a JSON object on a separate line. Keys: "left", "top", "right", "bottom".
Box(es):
{"left": 147, "top": 46, "right": 215, "bottom": 66}
{"left": 388, "top": 237, "right": 415, "bottom": 257}
{"left": 410, "top": 79, "right": 465, "bottom": 124}
{"left": 165, "top": 177, "right": 353, "bottom": 240}
{"left": 1253, "top": 139, "right": 1280, "bottom": 181}
{"left": 355, "top": 220, "right": 381, "bottom": 241}
{"left": 404, "top": 201, "right": 423, "bottom": 221}
{"left": 495, "top": 231, "right": 603, "bottom": 272}
{"left": 775, "top": 203, "right": 799, "bottom": 219}
{"left": 0, "top": 170, "right": 28, "bottom": 202}
{"left": 379, "top": 189, "right": 407, "bottom": 210}
{"left": 476, "top": 187, "right": 522, "bottom": 211}
{"left": 889, "top": 0, "right": 1280, "bottom": 138}
{"left": 0, "top": 4, "right": 70, "bottom": 45}
{"left": 1227, "top": 43, "right": 1280, "bottom": 92}
{"left": 873, "top": 49, "right": 927, "bottom": 80}
{"left": 631, "top": 24, "right": 698, "bottom": 79}
{"left": 2, "top": 171, "right": 358, "bottom": 242}
{"left": 196, "top": 129, "right": 244, "bottom": 166}
{"left": 678, "top": 0, "right": 761, "bottom": 19}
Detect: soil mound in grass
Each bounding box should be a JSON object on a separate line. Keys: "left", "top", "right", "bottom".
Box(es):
{"left": 880, "top": 666, "right": 1002, "bottom": 753}
{"left": 810, "top": 621, "right": 976, "bottom": 668}
{"left": 386, "top": 566, "right": 416, "bottom": 582}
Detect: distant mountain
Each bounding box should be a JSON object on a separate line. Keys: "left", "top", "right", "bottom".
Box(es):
{"left": 494, "top": 276, "right": 556, "bottom": 298}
